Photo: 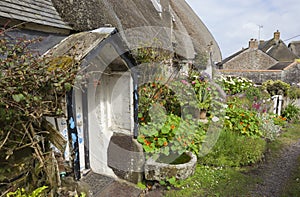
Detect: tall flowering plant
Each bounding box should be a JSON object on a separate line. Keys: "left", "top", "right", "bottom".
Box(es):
{"left": 190, "top": 74, "right": 212, "bottom": 111}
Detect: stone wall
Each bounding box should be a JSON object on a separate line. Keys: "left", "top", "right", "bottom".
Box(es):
{"left": 219, "top": 70, "right": 282, "bottom": 84}
{"left": 283, "top": 63, "right": 300, "bottom": 84}
{"left": 223, "top": 49, "right": 277, "bottom": 70}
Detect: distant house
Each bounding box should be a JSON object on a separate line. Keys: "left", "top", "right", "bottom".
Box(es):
{"left": 288, "top": 41, "right": 300, "bottom": 57}
{"left": 217, "top": 30, "right": 300, "bottom": 84}
{"left": 1, "top": 0, "right": 221, "bottom": 183}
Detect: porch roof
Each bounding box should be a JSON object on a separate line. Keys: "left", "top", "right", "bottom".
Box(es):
{"left": 46, "top": 27, "right": 117, "bottom": 62}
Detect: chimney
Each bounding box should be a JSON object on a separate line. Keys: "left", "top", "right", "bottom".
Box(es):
{"left": 249, "top": 38, "right": 258, "bottom": 49}
{"left": 274, "top": 30, "right": 280, "bottom": 41}
{"left": 259, "top": 40, "right": 264, "bottom": 46}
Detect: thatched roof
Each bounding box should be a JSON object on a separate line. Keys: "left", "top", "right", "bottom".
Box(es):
{"left": 51, "top": 0, "right": 221, "bottom": 62}
{"left": 1, "top": 0, "right": 221, "bottom": 63}
{"left": 288, "top": 41, "right": 300, "bottom": 57}
{"left": 259, "top": 31, "right": 298, "bottom": 62}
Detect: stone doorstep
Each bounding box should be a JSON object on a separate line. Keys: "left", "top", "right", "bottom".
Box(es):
{"left": 98, "top": 181, "right": 142, "bottom": 197}
{"left": 79, "top": 172, "right": 142, "bottom": 197}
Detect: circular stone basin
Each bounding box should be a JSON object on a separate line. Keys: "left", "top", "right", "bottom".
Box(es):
{"left": 144, "top": 151, "right": 197, "bottom": 181}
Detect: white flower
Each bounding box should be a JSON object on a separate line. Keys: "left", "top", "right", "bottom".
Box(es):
{"left": 212, "top": 116, "right": 220, "bottom": 122}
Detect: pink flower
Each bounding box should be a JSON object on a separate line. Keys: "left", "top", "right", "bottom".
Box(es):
{"left": 192, "top": 81, "right": 196, "bottom": 85}
{"left": 181, "top": 80, "right": 188, "bottom": 85}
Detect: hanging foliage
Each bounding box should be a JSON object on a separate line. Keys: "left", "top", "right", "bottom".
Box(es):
{"left": 0, "top": 29, "right": 79, "bottom": 195}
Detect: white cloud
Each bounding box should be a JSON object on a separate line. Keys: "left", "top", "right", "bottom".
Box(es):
{"left": 186, "top": 0, "right": 300, "bottom": 58}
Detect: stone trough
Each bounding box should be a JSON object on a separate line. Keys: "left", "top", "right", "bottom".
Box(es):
{"left": 144, "top": 151, "right": 197, "bottom": 181}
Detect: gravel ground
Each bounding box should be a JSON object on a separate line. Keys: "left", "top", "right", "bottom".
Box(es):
{"left": 250, "top": 139, "right": 300, "bottom": 197}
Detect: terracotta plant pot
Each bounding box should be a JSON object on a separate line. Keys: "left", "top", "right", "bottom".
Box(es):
{"left": 199, "top": 110, "right": 207, "bottom": 119}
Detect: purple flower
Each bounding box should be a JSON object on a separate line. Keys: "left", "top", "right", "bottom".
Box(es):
{"left": 252, "top": 103, "right": 261, "bottom": 110}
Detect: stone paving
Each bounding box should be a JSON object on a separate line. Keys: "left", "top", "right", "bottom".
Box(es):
{"left": 80, "top": 172, "right": 142, "bottom": 197}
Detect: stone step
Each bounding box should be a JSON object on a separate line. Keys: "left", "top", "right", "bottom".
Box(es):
{"left": 80, "top": 172, "right": 142, "bottom": 197}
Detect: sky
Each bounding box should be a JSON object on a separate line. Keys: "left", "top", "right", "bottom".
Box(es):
{"left": 186, "top": 0, "right": 300, "bottom": 59}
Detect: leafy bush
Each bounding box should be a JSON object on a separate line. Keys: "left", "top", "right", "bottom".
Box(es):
{"left": 199, "top": 130, "right": 266, "bottom": 167}
{"left": 224, "top": 98, "right": 263, "bottom": 137}
{"left": 138, "top": 71, "right": 223, "bottom": 124}
{"left": 137, "top": 113, "right": 206, "bottom": 158}
{"left": 287, "top": 86, "right": 300, "bottom": 100}
{"left": 272, "top": 115, "right": 287, "bottom": 127}
{"left": 138, "top": 82, "right": 181, "bottom": 123}
{"left": 262, "top": 80, "right": 290, "bottom": 96}
{"left": 282, "top": 103, "right": 300, "bottom": 121}
{"left": 0, "top": 29, "right": 78, "bottom": 192}
{"left": 7, "top": 186, "right": 48, "bottom": 197}
{"left": 257, "top": 113, "right": 281, "bottom": 141}
{"left": 245, "top": 85, "right": 261, "bottom": 100}
{"left": 240, "top": 86, "right": 273, "bottom": 113}
{"left": 217, "top": 75, "right": 253, "bottom": 95}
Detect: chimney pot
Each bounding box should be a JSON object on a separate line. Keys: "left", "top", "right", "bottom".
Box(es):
{"left": 274, "top": 30, "right": 280, "bottom": 41}
{"left": 249, "top": 38, "right": 258, "bottom": 49}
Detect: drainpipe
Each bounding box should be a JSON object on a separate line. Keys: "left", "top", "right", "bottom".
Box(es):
{"left": 132, "top": 71, "right": 139, "bottom": 139}
{"left": 66, "top": 89, "right": 81, "bottom": 180}
{"left": 82, "top": 86, "right": 90, "bottom": 169}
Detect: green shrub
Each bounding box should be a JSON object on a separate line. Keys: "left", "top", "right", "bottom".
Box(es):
{"left": 225, "top": 97, "right": 263, "bottom": 137}
{"left": 272, "top": 115, "right": 288, "bottom": 127}
{"left": 282, "top": 103, "right": 300, "bottom": 121}
{"left": 137, "top": 113, "right": 206, "bottom": 158}
{"left": 262, "top": 80, "right": 290, "bottom": 96}
{"left": 257, "top": 113, "right": 281, "bottom": 141}
{"left": 245, "top": 85, "right": 263, "bottom": 101}
{"left": 6, "top": 186, "right": 48, "bottom": 197}
{"left": 287, "top": 86, "right": 300, "bottom": 100}
{"left": 199, "top": 130, "right": 266, "bottom": 167}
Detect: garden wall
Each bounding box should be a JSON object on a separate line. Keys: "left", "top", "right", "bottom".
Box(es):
{"left": 218, "top": 63, "right": 300, "bottom": 85}
{"left": 219, "top": 70, "right": 282, "bottom": 84}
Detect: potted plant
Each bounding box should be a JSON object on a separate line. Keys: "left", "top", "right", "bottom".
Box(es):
{"left": 190, "top": 74, "right": 213, "bottom": 119}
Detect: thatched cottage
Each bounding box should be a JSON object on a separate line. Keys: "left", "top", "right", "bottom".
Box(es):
{"left": 0, "top": 0, "right": 221, "bottom": 183}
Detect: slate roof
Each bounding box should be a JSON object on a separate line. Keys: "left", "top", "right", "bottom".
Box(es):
{"left": 0, "top": 0, "right": 71, "bottom": 30}
{"left": 268, "top": 62, "right": 293, "bottom": 70}
{"left": 216, "top": 48, "right": 248, "bottom": 67}
{"left": 288, "top": 41, "right": 300, "bottom": 57}
{"left": 218, "top": 31, "right": 299, "bottom": 71}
